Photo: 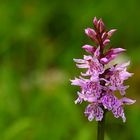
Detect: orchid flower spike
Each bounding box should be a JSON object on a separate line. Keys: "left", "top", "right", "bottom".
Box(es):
{"left": 71, "top": 17, "right": 135, "bottom": 122}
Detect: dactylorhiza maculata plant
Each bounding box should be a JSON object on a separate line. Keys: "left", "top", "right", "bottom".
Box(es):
{"left": 71, "top": 17, "right": 136, "bottom": 123}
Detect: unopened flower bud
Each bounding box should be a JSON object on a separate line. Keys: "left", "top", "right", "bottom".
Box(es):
{"left": 82, "top": 45, "right": 96, "bottom": 54}
{"left": 99, "top": 19, "right": 105, "bottom": 33}
{"left": 103, "top": 39, "right": 110, "bottom": 46}
{"left": 107, "top": 29, "right": 117, "bottom": 38}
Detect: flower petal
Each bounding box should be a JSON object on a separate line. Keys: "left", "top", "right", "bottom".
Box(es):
{"left": 120, "top": 97, "right": 136, "bottom": 105}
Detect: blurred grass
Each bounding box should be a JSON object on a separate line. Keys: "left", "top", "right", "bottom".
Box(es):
{"left": 0, "top": 0, "right": 139, "bottom": 140}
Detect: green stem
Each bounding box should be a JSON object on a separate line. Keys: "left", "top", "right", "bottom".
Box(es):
{"left": 97, "top": 112, "right": 106, "bottom": 140}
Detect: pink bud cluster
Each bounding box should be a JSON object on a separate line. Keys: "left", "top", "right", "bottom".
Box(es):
{"left": 71, "top": 17, "right": 135, "bottom": 122}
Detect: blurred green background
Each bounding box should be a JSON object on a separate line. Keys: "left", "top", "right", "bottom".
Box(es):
{"left": 0, "top": 0, "right": 140, "bottom": 140}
